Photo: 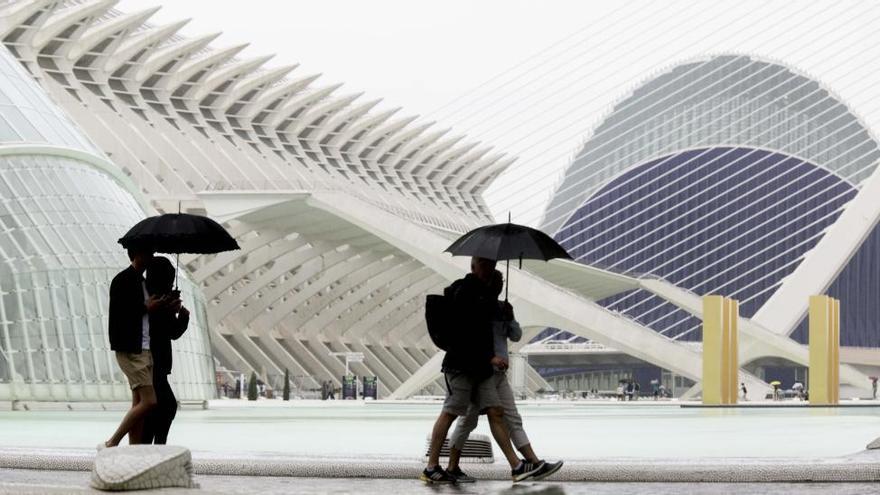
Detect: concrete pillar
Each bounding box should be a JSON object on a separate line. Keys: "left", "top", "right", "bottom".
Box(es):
{"left": 809, "top": 295, "right": 840, "bottom": 405}
{"left": 702, "top": 295, "right": 739, "bottom": 405}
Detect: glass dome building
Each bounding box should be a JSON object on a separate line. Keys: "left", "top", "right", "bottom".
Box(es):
{"left": 545, "top": 55, "right": 880, "bottom": 350}
{"left": 0, "top": 46, "right": 215, "bottom": 402}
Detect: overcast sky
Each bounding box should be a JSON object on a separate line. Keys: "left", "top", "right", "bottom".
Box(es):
{"left": 119, "top": 1, "right": 880, "bottom": 226}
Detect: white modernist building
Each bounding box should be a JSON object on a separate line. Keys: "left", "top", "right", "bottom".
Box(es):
{"left": 0, "top": 41, "right": 215, "bottom": 402}
{"left": 539, "top": 55, "right": 880, "bottom": 396}
{"left": 0, "top": 3, "right": 874, "bottom": 399}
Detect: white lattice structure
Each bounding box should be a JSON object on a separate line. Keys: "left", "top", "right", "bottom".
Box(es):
{"left": 0, "top": 0, "right": 530, "bottom": 397}
{"left": 8, "top": 2, "right": 867, "bottom": 400}
{"left": 0, "top": 37, "right": 215, "bottom": 402}
{"left": 539, "top": 54, "right": 880, "bottom": 397}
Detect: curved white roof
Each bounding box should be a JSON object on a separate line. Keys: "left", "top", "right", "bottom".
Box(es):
{"left": 542, "top": 54, "right": 880, "bottom": 234}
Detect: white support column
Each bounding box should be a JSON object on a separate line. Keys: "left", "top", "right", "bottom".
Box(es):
{"left": 752, "top": 166, "right": 880, "bottom": 336}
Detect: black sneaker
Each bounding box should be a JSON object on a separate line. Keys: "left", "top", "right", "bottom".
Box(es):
{"left": 531, "top": 459, "right": 564, "bottom": 481}
{"left": 511, "top": 459, "right": 545, "bottom": 482}
{"left": 448, "top": 466, "right": 475, "bottom": 483}
{"left": 420, "top": 466, "right": 456, "bottom": 484}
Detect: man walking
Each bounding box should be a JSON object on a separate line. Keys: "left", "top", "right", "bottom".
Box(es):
{"left": 421, "top": 258, "right": 544, "bottom": 484}
{"left": 445, "top": 270, "right": 563, "bottom": 483}
{"left": 102, "top": 248, "right": 165, "bottom": 448}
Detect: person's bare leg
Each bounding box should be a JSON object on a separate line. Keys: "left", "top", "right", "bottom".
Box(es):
{"left": 106, "top": 386, "right": 157, "bottom": 447}
{"left": 486, "top": 407, "right": 520, "bottom": 468}
{"left": 447, "top": 445, "right": 462, "bottom": 471}
{"left": 426, "top": 412, "right": 456, "bottom": 468}
{"left": 517, "top": 443, "right": 540, "bottom": 464}
{"left": 129, "top": 417, "right": 146, "bottom": 445}
{"left": 128, "top": 392, "right": 145, "bottom": 445}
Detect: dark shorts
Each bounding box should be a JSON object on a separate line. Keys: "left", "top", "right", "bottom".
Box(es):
{"left": 442, "top": 372, "right": 501, "bottom": 416}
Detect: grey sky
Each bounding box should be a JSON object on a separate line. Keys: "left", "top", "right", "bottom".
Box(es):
{"left": 119, "top": 1, "right": 880, "bottom": 226}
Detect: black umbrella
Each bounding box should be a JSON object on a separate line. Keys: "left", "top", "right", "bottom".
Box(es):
{"left": 445, "top": 218, "right": 571, "bottom": 300}
{"left": 118, "top": 213, "right": 240, "bottom": 288}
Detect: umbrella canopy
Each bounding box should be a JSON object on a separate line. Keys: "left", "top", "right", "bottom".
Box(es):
{"left": 769, "top": 380, "right": 782, "bottom": 386}
{"left": 445, "top": 221, "right": 571, "bottom": 300}
{"left": 118, "top": 213, "right": 239, "bottom": 254}
{"left": 445, "top": 222, "right": 571, "bottom": 262}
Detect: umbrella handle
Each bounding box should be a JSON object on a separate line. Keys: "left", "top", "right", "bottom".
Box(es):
{"left": 505, "top": 259, "right": 509, "bottom": 302}
{"left": 175, "top": 201, "right": 181, "bottom": 291}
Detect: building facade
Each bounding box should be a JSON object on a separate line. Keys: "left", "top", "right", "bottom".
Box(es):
{"left": 542, "top": 55, "right": 880, "bottom": 388}
{"left": 0, "top": 1, "right": 521, "bottom": 398}
{"left": 3, "top": 3, "right": 873, "bottom": 399}
{"left": 0, "top": 43, "right": 215, "bottom": 401}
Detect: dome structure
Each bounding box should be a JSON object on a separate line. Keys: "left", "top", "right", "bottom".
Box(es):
{"left": 546, "top": 54, "right": 880, "bottom": 348}
{"left": 0, "top": 45, "right": 215, "bottom": 401}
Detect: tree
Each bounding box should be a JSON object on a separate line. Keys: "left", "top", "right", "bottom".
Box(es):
{"left": 283, "top": 368, "right": 290, "bottom": 401}
{"left": 247, "top": 371, "right": 258, "bottom": 401}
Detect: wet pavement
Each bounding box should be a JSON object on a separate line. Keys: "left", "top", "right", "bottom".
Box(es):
{"left": 1, "top": 468, "right": 877, "bottom": 495}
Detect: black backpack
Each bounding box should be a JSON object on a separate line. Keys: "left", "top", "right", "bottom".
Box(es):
{"left": 425, "top": 293, "right": 452, "bottom": 351}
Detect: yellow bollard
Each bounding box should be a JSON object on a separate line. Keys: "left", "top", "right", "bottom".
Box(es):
{"left": 702, "top": 295, "right": 739, "bottom": 405}
{"left": 808, "top": 295, "right": 840, "bottom": 405}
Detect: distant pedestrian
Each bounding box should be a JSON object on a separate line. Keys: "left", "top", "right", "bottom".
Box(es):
{"left": 616, "top": 382, "right": 625, "bottom": 401}
{"left": 633, "top": 382, "right": 640, "bottom": 401}
{"left": 872, "top": 378, "right": 878, "bottom": 399}
{"left": 740, "top": 382, "right": 747, "bottom": 401}
{"left": 625, "top": 381, "right": 634, "bottom": 401}
{"left": 652, "top": 382, "right": 660, "bottom": 400}
{"left": 792, "top": 382, "right": 805, "bottom": 401}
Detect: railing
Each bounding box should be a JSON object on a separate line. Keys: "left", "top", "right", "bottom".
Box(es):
{"left": 522, "top": 339, "right": 702, "bottom": 354}
{"left": 204, "top": 179, "right": 311, "bottom": 191}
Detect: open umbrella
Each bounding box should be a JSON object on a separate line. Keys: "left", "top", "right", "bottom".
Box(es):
{"left": 769, "top": 380, "right": 782, "bottom": 386}
{"left": 445, "top": 216, "right": 571, "bottom": 299}
{"left": 118, "top": 213, "right": 240, "bottom": 288}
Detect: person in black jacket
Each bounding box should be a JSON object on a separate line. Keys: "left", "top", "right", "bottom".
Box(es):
{"left": 142, "top": 256, "right": 189, "bottom": 445}
{"left": 421, "top": 257, "right": 545, "bottom": 484}
{"left": 102, "top": 248, "right": 167, "bottom": 448}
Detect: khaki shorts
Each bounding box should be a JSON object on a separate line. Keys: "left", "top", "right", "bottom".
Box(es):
{"left": 115, "top": 351, "right": 153, "bottom": 390}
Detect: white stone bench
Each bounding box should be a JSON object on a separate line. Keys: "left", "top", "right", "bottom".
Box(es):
{"left": 91, "top": 445, "right": 198, "bottom": 491}
{"left": 423, "top": 434, "right": 494, "bottom": 463}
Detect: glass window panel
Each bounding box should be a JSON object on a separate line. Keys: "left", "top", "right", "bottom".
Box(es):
{"left": 0, "top": 114, "right": 19, "bottom": 141}
{"left": 1, "top": 106, "right": 42, "bottom": 141}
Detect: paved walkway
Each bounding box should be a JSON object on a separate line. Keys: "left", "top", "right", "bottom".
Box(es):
{"left": 2, "top": 447, "right": 880, "bottom": 482}
{"left": 1, "top": 468, "right": 878, "bottom": 495}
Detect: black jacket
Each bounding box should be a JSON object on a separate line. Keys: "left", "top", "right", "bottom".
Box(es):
{"left": 108, "top": 266, "right": 148, "bottom": 353}
{"left": 441, "top": 273, "right": 497, "bottom": 381}
{"left": 149, "top": 307, "right": 189, "bottom": 375}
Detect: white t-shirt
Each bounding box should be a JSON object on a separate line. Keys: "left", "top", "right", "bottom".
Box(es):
{"left": 141, "top": 279, "right": 150, "bottom": 351}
